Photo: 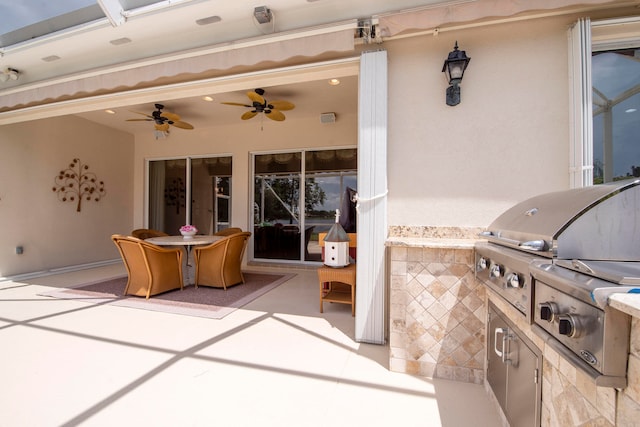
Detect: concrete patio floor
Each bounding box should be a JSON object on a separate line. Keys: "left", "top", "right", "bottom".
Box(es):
{"left": 0, "top": 263, "right": 503, "bottom": 426}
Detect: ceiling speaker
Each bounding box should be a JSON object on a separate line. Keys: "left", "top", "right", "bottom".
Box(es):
{"left": 320, "top": 112, "right": 336, "bottom": 123}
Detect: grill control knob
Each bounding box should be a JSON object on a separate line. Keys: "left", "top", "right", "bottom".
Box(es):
{"left": 539, "top": 302, "right": 558, "bottom": 322}
{"left": 506, "top": 273, "right": 522, "bottom": 288}
{"left": 490, "top": 264, "right": 503, "bottom": 278}
{"left": 477, "top": 257, "right": 488, "bottom": 271}
{"left": 558, "top": 314, "right": 577, "bottom": 337}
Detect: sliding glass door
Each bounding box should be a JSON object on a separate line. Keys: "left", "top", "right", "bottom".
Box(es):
{"left": 148, "top": 156, "right": 232, "bottom": 235}
{"left": 252, "top": 149, "right": 357, "bottom": 263}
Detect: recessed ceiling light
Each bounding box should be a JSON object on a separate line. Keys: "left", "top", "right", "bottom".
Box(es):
{"left": 41, "top": 55, "right": 61, "bottom": 62}
{"left": 110, "top": 37, "right": 132, "bottom": 46}
{"left": 196, "top": 16, "right": 222, "bottom": 26}
{"left": 329, "top": 78, "right": 340, "bottom": 86}
{"left": 203, "top": 96, "right": 214, "bottom": 102}
{"left": 105, "top": 109, "right": 116, "bottom": 114}
{"left": 626, "top": 108, "right": 637, "bottom": 113}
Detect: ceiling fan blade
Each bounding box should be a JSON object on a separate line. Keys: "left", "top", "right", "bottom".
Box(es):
{"left": 155, "top": 123, "right": 170, "bottom": 131}
{"left": 269, "top": 101, "right": 295, "bottom": 111}
{"left": 246, "top": 91, "right": 265, "bottom": 105}
{"left": 130, "top": 111, "right": 154, "bottom": 119}
{"left": 221, "top": 102, "right": 252, "bottom": 107}
{"left": 161, "top": 111, "right": 181, "bottom": 122}
{"left": 241, "top": 111, "right": 258, "bottom": 120}
{"left": 171, "top": 120, "right": 194, "bottom": 130}
{"left": 126, "top": 118, "right": 153, "bottom": 122}
{"left": 266, "top": 109, "right": 286, "bottom": 121}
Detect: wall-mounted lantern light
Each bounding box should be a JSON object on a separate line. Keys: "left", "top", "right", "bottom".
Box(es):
{"left": 441, "top": 41, "right": 471, "bottom": 106}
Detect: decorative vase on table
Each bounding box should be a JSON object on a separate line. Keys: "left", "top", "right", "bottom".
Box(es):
{"left": 180, "top": 225, "right": 198, "bottom": 239}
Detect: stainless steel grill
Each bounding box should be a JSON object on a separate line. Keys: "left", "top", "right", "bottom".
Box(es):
{"left": 476, "top": 179, "right": 639, "bottom": 387}
{"left": 480, "top": 179, "right": 640, "bottom": 260}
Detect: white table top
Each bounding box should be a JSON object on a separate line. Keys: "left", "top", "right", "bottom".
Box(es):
{"left": 145, "top": 235, "right": 223, "bottom": 246}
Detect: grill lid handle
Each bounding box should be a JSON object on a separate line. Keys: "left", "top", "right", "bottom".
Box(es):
{"left": 519, "top": 240, "right": 548, "bottom": 251}
{"left": 570, "top": 259, "right": 595, "bottom": 274}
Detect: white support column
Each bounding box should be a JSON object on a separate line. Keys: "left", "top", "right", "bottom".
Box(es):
{"left": 355, "top": 49, "right": 388, "bottom": 344}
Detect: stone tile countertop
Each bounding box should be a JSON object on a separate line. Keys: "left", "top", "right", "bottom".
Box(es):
{"left": 386, "top": 225, "right": 486, "bottom": 249}
{"left": 609, "top": 293, "right": 640, "bottom": 319}
{"left": 385, "top": 236, "right": 480, "bottom": 249}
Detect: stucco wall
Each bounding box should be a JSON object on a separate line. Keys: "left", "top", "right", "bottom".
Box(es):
{"left": 0, "top": 116, "right": 134, "bottom": 277}
{"left": 386, "top": 16, "right": 572, "bottom": 228}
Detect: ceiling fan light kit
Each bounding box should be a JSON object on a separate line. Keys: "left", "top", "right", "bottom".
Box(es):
{"left": 155, "top": 130, "right": 169, "bottom": 140}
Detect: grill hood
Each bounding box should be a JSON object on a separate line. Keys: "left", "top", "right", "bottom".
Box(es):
{"left": 482, "top": 179, "right": 640, "bottom": 261}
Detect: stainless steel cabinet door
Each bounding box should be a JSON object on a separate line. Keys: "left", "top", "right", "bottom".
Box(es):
{"left": 488, "top": 312, "right": 508, "bottom": 411}
{"left": 487, "top": 302, "right": 542, "bottom": 427}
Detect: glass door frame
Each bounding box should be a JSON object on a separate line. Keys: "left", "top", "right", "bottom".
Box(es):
{"left": 144, "top": 154, "right": 232, "bottom": 233}
{"left": 249, "top": 147, "right": 357, "bottom": 264}
{"left": 251, "top": 150, "right": 305, "bottom": 264}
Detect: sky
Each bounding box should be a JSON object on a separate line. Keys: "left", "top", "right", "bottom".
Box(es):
{"left": 0, "top": 0, "right": 95, "bottom": 34}
{"left": 592, "top": 50, "right": 640, "bottom": 178}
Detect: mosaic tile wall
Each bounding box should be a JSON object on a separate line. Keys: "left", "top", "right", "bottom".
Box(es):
{"left": 619, "top": 319, "right": 640, "bottom": 426}
{"left": 388, "top": 242, "right": 486, "bottom": 384}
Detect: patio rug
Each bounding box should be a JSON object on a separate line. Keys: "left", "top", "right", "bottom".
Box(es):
{"left": 39, "top": 271, "right": 295, "bottom": 319}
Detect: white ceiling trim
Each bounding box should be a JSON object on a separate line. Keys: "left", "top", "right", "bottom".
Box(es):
{"left": 0, "top": 20, "right": 357, "bottom": 112}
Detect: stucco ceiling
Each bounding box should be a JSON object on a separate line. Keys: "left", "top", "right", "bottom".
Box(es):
{"left": 74, "top": 75, "right": 359, "bottom": 134}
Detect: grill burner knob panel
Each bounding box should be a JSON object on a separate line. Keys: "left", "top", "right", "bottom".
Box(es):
{"left": 506, "top": 273, "right": 522, "bottom": 288}
{"left": 539, "top": 302, "right": 558, "bottom": 322}
{"left": 490, "top": 264, "right": 503, "bottom": 278}
{"left": 558, "top": 314, "right": 578, "bottom": 338}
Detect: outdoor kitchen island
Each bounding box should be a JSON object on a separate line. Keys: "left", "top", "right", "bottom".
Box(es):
{"left": 387, "top": 226, "right": 640, "bottom": 426}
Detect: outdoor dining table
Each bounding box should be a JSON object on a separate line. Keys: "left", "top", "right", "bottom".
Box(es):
{"left": 145, "top": 235, "right": 223, "bottom": 284}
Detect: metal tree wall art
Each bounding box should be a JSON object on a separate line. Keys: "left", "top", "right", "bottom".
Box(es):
{"left": 52, "top": 158, "right": 106, "bottom": 212}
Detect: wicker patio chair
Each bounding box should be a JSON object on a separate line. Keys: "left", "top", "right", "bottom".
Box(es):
{"left": 194, "top": 231, "right": 251, "bottom": 290}
{"left": 112, "top": 234, "right": 183, "bottom": 298}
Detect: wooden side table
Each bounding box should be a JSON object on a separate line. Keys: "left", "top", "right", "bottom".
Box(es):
{"left": 317, "top": 263, "right": 356, "bottom": 316}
